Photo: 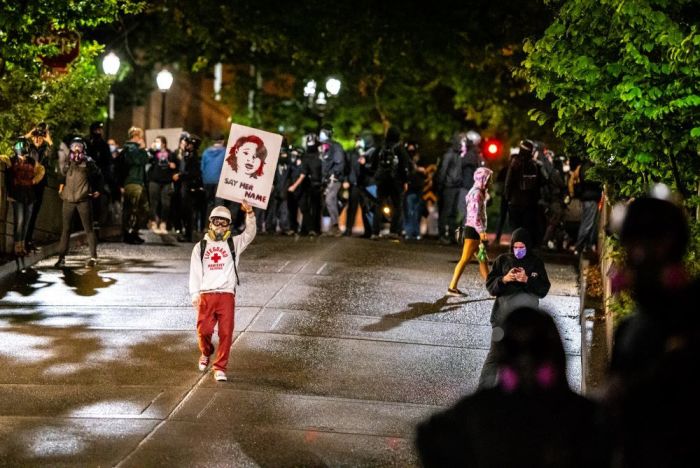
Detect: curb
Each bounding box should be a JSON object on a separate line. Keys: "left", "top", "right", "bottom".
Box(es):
{"left": 578, "top": 255, "right": 609, "bottom": 396}
{"left": 0, "top": 226, "right": 122, "bottom": 285}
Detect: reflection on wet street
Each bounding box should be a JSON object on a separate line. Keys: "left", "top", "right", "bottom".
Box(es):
{"left": 0, "top": 237, "right": 581, "bottom": 466}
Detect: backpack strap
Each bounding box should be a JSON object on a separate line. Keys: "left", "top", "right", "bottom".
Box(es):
{"left": 199, "top": 236, "right": 240, "bottom": 286}
{"left": 228, "top": 236, "right": 240, "bottom": 286}
{"left": 199, "top": 238, "right": 207, "bottom": 264}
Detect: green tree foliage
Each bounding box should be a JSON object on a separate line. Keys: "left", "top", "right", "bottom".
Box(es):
{"left": 521, "top": 0, "right": 700, "bottom": 202}
{"left": 0, "top": 42, "right": 112, "bottom": 156}
{"left": 0, "top": 0, "right": 143, "bottom": 71}
{"left": 90, "top": 0, "right": 557, "bottom": 151}
{"left": 0, "top": 1, "right": 143, "bottom": 155}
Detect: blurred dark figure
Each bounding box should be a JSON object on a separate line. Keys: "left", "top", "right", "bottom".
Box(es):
{"left": 371, "top": 126, "right": 409, "bottom": 239}
{"left": 480, "top": 227, "right": 551, "bottom": 388}
{"left": 416, "top": 307, "right": 610, "bottom": 468}
{"left": 504, "top": 140, "right": 543, "bottom": 246}
{"left": 540, "top": 149, "right": 569, "bottom": 250}
{"left": 494, "top": 150, "right": 516, "bottom": 245}
{"left": 24, "top": 123, "right": 52, "bottom": 251}
{"left": 106, "top": 138, "right": 124, "bottom": 226}
{"left": 285, "top": 146, "right": 305, "bottom": 234}
{"left": 87, "top": 122, "right": 112, "bottom": 230}
{"left": 318, "top": 124, "right": 346, "bottom": 236}
{"left": 569, "top": 158, "right": 602, "bottom": 255}
{"left": 344, "top": 132, "right": 377, "bottom": 237}
{"left": 176, "top": 134, "right": 204, "bottom": 242}
{"left": 607, "top": 195, "right": 699, "bottom": 468}
{"left": 265, "top": 144, "right": 291, "bottom": 234}
{"left": 437, "top": 132, "right": 468, "bottom": 244}
{"left": 403, "top": 141, "right": 426, "bottom": 240}
{"left": 288, "top": 133, "right": 322, "bottom": 236}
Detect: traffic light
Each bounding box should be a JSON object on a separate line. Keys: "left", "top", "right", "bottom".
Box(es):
{"left": 483, "top": 138, "right": 502, "bottom": 159}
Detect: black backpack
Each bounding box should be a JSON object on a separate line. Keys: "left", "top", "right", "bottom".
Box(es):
{"left": 519, "top": 160, "right": 539, "bottom": 191}
{"left": 378, "top": 144, "right": 400, "bottom": 176}
{"left": 199, "top": 236, "right": 240, "bottom": 285}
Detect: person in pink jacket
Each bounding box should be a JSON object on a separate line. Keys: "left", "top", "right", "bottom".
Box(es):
{"left": 448, "top": 167, "right": 493, "bottom": 296}
{"left": 189, "top": 202, "right": 256, "bottom": 381}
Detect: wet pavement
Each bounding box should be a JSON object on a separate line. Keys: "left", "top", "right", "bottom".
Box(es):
{"left": 0, "top": 233, "right": 581, "bottom": 466}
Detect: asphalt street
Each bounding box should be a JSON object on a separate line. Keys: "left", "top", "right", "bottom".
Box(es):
{"left": 0, "top": 232, "right": 581, "bottom": 466}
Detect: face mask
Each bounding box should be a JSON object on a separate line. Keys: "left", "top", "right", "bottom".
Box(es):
{"left": 355, "top": 139, "right": 365, "bottom": 150}
{"left": 513, "top": 246, "right": 527, "bottom": 259}
{"left": 563, "top": 164, "right": 570, "bottom": 173}
{"left": 109, "top": 144, "right": 117, "bottom": 153}
{"left": 70, "top": 151, "right": 85, "bottom": 163}
{"left": 155, "top": 142, "right": 162, "bottom": 150}
{"left": 319, "top": 131, "right": 329, "bottom": 142}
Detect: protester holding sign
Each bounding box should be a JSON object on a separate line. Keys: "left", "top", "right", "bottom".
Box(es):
{"left": 189, "top": 203, "right": 256, "bottom": 382}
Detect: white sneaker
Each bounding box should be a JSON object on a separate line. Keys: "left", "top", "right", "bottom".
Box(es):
{"left": 198, "top": 355, "right": 210, "bottom": 372}
{"left": 158, "top": 222, "right": 168, "bottom": 234}
{"left": 213, "top": 370, "right": 227, "bottom": 382}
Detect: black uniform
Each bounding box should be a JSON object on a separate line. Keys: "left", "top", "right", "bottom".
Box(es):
{"left": 287, "top": 151, "right": 305, "bottom": 233}
{"left": 345, "top": 144, "right": 376, "bottom": 237}
{"left": 300, "top": 148, "right": 323, "bottom": 235}
{"left": 372, "top": 127, "right": 409, "bottom": 237}
{"left": 177, "top": 148, "right": 204, "bottom": 242}
{"left": 436, "top": 138, "right": 463, "bottom": 241}
{"left": 265, "top": 154, "right": 291, "bottom": 233}
{"left": 87, "top": 134, "right": 112, "bottom": 228}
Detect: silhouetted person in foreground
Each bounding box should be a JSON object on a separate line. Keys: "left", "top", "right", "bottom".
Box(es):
{"left": 606, "top": 194, "right": 699, "bottom": 468}
{"left": 416, "top": 307, "right": 610, "bottom": 468}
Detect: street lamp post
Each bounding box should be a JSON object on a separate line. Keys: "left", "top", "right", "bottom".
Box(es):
{"left": 156, "top": 69, "right": 173, "bottom": 128}
{"left": 102, "top": 52, "right": 121, "bottom": 138}
{"left": 303, "top": 77, "right": 341, "bottom": 130}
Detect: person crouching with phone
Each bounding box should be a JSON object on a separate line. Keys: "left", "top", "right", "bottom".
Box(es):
{"left": 479, "top": 227, "right": 551, "bottom": 388}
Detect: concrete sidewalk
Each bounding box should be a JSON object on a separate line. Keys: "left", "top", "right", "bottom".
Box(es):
{"left": 0, "top": 234, "right": 581, "bottom": 466}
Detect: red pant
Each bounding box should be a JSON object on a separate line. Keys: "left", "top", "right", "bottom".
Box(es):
{"left": 197, "top": 292, "right": 235, "bottom": 371}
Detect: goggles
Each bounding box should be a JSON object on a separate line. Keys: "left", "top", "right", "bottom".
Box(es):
{"left": 210, "top": 217, "right": 231, "bottom": 227}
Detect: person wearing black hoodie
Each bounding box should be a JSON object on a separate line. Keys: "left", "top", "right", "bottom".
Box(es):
{"left": 480, "top": 227, "right": 551, "bottom": 388}
{"left": 437, "top": 132, "right": 467, "bottom": 244}
{"left": 504, "top": 140, "right": 543, "bottom": 245}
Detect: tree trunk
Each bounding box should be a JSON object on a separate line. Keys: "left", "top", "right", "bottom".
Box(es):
{"left": 667, "top": 150, "right": 689, "bottom": 199}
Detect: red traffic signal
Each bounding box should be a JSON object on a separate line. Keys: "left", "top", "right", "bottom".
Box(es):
{"left": 483, "top": 138, "right": 502, "bottom": 159}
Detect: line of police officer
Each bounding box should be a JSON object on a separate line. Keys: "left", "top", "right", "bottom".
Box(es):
{"left": 257, "top": 125, "right": 418, "bottom": 239}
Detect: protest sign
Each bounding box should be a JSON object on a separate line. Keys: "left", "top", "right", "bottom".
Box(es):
{"left": 215, "top": 124, "right": 283, "bottom": 209}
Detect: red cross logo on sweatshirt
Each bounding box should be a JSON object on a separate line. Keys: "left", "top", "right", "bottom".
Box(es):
{"left": 210, "top": 253, "right": 222, "bottom": 263}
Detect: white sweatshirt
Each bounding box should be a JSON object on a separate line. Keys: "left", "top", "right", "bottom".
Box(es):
{"left": 189, "top": 213, "right": 256, "bottom": 301}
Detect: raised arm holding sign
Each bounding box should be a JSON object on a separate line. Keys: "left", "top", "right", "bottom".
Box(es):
{"left": 215, "top": 124, "right": 283, "bottom": 209}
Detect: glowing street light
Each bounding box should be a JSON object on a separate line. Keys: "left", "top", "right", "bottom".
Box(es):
{"left": 304, "top": 80, "right": 317, "bottom": 98}
{"left": 102, "top": 52, "right": 121, "bottom": 138}
{"left": 156, "top": 69, "right": 174, "bottom": 128}
{"left": 156, "top": 69, "right": 174, "bottom": 92}
{"left": 102, "top": 52, "right": 120, "bottom": 76}
{"left": 325, "top": 77, "right": 341, "bottom": 96}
